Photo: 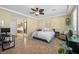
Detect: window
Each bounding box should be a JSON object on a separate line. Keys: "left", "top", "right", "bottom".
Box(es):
{"left": 0, "top": 20, "right": 4, "bottom": 27}
{"left": 72, "top": 8, "right": 77, "bottom": 32}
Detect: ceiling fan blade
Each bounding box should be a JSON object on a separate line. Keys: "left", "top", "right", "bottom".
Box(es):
{"left": 39, "top": 9, "right": 44, "bottom": 12}
{"left": 31, "top": 8, "right": 37, "bottom": 11}
{"left": 30, "top": 12, "right": 35, "bottom": 14}
{"left": 40, "top": 12, "right": 44, "bottom": 15}
{"left": 36, "top": 8, "right": 39, "bottom": 11}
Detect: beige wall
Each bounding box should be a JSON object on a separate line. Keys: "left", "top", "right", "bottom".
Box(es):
{"left": 36, "top": 16, "right": 67, "bottom": 33}
{"left": 0, "top": 10, "right": 15, "bottom": 27}
{"left": 27, "top": 16, "right": 68, "bottom": 35}
{"left": 0, "top": 9, "right": 69, "bottom": 35}
{"left": 27, "top": 18, "right": 38, "bottom": 35}
{"left": 0, "top": 10, "right": 26, "bottom": 28}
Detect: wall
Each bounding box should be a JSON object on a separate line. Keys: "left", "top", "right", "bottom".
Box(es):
{"left": 0, "top": 10, "right": 15, "bottom": 27}
{"left": 0, "top": 9, "right": 69, "bottom": 35}
{"left": 37, "top": 16, "right": 67, "bottom": 33}
{"left": 26, "top": 16, "right": 69, "bottom": 35}
{"left": 27, "top": 18, "right": 38, "bottom": 35}
{"left": 0, "top": 9, "right": 38, "bottom": 35}
{"left": 0, "top": 9, "right": 26, "bottom": 28}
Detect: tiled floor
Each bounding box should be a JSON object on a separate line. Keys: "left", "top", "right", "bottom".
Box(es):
{"left": 0, "top": 33, "right": 65, "bottom": 54}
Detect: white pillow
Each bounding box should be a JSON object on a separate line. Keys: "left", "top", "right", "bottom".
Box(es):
{"left": 42, "top": 28, "right": 50, "bottom": 31}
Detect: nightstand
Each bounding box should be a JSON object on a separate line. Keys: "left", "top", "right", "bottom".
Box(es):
{"left": 57, "top": 33, "right": 67, "bottom": 41}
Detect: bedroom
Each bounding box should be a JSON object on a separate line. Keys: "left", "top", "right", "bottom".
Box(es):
{"left": 0, "top": 5, "right": 78, "bottom": 54}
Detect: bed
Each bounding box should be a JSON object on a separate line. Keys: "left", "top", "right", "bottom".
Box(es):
{"left": 17, "top": 26, "right": 23, "bottom": 33}
{"left": 32, "top": 28, "right": 55, "bottom": 42}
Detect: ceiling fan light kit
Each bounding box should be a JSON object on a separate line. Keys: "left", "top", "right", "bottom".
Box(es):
{"left": 35, "top": 11, "right": 39, "bottom": 16}
{"left": 30, "top": 7, "right": 44, "bottom": 16}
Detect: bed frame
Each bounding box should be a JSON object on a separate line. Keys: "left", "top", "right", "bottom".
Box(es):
{"left": 33, "top": 36, "right": 55, "bottom": 43}
{"left": 33, "top": 36, "right": 49, "bottom": 43}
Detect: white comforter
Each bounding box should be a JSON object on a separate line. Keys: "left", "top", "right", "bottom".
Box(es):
{"left": 32, "top": 31, "right": 55, "bottom": 42}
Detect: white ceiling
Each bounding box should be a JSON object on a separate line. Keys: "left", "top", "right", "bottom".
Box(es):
{"left": 0, "top": 5, "right": 76, "bottom": 19}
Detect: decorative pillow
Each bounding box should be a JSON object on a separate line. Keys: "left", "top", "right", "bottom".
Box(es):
{"left": 42, "top": 28, "right": 50, "bottom": 32}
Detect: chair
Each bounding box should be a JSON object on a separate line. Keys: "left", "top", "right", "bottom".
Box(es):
{"left": 66, "top": 30, "right": 79, "bottom": 54}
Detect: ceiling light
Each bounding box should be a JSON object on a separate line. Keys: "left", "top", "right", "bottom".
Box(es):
{"left": 35, "top": 11, "right": 39, "bottom": 16}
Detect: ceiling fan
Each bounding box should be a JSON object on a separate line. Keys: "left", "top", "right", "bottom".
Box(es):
{"left": 30, "top": 8, "right": 44, "bottom": 16}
